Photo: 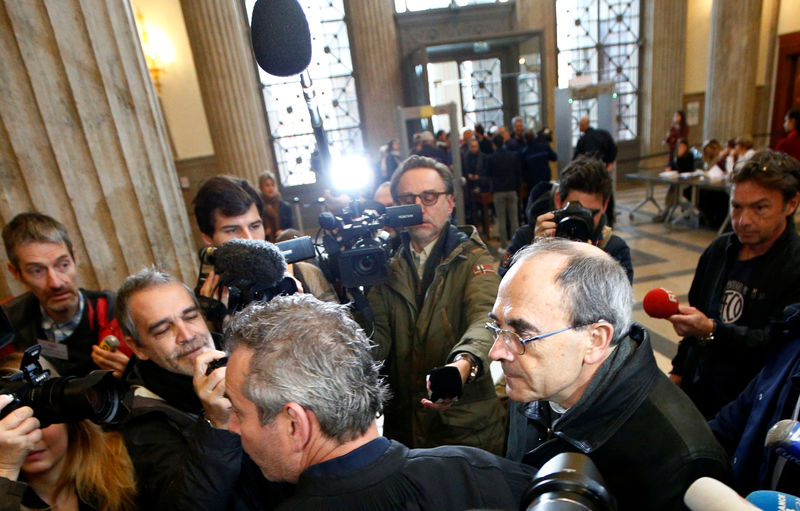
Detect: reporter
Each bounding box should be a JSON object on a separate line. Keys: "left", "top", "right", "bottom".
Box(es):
{"left": 0, "top": 355, "right": 136, "bottom": 511}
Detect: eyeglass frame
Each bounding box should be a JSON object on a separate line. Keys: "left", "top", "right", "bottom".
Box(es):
{"left": 396, "top": 190, "right": 450, "bottom": 207}
{"left": 484, "top": 320, "right": 607, "bottom": 355}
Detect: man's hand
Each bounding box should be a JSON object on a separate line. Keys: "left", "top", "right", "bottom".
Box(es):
{"left": 534, "top": 212, "right": 557, "bottom": 238}
{"left": 193, "top": 350, "right": 231, "bottom": 429}
{"left": 420, "top": 359, "right": 471, "bottom": 412}
{"left": 91, "top": 345, "right": 130, "bottom": 378}
{"left": 0, "top": 396, "right": 42, "bottom": 481}
{"left": 667, "top": 305, "right": 715, "bottom": 338}
{"left": 198, "top": 269, "right": 229, "bottom": 307}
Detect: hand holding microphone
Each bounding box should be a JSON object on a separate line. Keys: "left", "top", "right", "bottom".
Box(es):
{"left": 643, "top": 288, "right": 715, "bottom": 339}
{"left": 643, "top": 288, "right": 679, "bottom": 318}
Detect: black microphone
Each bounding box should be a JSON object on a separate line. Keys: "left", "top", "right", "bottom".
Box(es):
{"left": 765, "top": 419, "right": 800, "bottom": 465}
{"left": 214, "top": 239, "right": 287, "bottom": 289}
{"left": 250, "top": 0, "right": 312, "bottom": 77}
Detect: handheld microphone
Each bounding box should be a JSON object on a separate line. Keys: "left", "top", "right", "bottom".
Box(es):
{"left": 99, "top": 335, "right": 120, "bottom": 352}
{"left": 684, "top": 477, "right": 759, "bottom": 511}
{"left": 765, "top": 419, "right": 800, "bottom": 465}
{"left": 746, "top": 490, "right": 800, "bottom": 510}
{"left": 643, "top": 288, "right": 680, "bottom": 319}
{"left": 250, "top": 0, "right": 312, "bottom": 77}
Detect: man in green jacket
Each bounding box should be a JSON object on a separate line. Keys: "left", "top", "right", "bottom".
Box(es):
{"left": 367, "top": 155, "right": 506, "bottom": 454}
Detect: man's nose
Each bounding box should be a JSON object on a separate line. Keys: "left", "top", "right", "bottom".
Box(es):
{"left": 489, "top": 336, "right": 510, "bottom": 362}
{"left": 46, "top": 268, "right": 64, "bottom": 288}
{"left": 175, "top": 320, "right": 193, "bottom": 344}
{"left": 241, "top": 229, "right": 255, "bottom": 240}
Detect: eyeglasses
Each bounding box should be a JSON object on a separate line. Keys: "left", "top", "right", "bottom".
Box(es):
{"left": 396, "top": 190, "right": 449, "bottom": 206}
{"left": 485, "top": 321, "right": 602, "bottom": 355}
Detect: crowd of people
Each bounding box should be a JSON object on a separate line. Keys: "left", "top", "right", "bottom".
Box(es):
{"left": 1, "top": 110, "right": 800, "bottom": 510}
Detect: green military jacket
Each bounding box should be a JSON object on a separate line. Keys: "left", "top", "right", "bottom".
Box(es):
{"left": 368, "top": 224, "right": 506, "bottom": 454}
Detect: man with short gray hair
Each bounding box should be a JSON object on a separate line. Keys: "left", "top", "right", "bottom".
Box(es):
{"left": 225, "top": 294, "right": 535, "bottom": 510}
{"left": 494, "top": 238, "right": 730, "bottom": 510}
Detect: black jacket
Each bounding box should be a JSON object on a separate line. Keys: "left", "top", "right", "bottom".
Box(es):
{"left": 574, "top": 127, "right": 617, "bottom": 163}
{"left": 278, "top": 440, "right": 535, "bottom": 510}
{"left": 2, "top": 289, "right": 117, "bottom": 377}
{"left": 520, "top": 140, "right": 557, "bottom": 188}
{"left": 709, "top": 304, "right": 800, "bottom": 494}
{"left": 507, "top": 325, "right": 731, "bottom": 511}
{"left": 121, "top": 358, "right": 285, "bottom": 510}
{"left": 671, "top": 224, "right": 800, "bottom": 418}
{"left": 486, "top": 148, "right": 521, "bottom": 192}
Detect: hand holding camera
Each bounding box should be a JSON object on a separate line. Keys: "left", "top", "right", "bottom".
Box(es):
{"left": 193, "top": 351, "right": 231, "bottom": 429}
{"left": 0, "top": 394, "right": 42, "bottom": 480}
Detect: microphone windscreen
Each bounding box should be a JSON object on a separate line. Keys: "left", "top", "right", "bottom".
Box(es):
{"left": 251, "top": 0, "right": 312, "bottom": 77}
{"left": 643, "top": 287, "right": 679, "bottom": 319}
{"left": 215, "top": 239, "right": 287, "bottom": 289}
{"left": 684, "top": 478, "right": 759, "bottom": 511}
{"left": 746, "top": 490, "right": 800, "bottom": 510}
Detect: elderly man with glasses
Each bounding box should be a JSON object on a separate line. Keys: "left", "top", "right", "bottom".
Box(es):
{"left": 494, "top": 238, "right": 730, "bottom": 510}
{"left": 366, "top": 155, "right": 506, "bottom": 454}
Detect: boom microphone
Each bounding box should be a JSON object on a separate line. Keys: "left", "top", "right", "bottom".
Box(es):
{"left": 643, "top": 288, "right": 680, "bottom": 319}
{"left": 214, "top": 239, "right": 287, "bottom": 289}
{"left": 250, "top": 0, "right": 312, "bottom": 76}
{"left": 765, "top": 419, "right": 800, "bottom": 465}
{"left": 684, "top": 478, "right": 759, "bottom": 511}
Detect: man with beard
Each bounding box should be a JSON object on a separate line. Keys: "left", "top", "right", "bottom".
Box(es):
{"left": 1, "top": 212, "right": 130, "bottom": 377}
{"left": 367, "top": 155, "right": 506, "bottom": 454}
{"left": 116, "top": 267, "right": 284, "bottom": 509}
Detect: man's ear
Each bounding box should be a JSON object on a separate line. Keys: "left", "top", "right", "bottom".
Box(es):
{"left": 554, "top": 193, "right": 564, "bottom": 209}
{"left": 7, "top": 261, "right": 22, "bottom": 282}
{"left": 200, "top": 233, "right": 214, "bottom": 247}
{"left": 284, "top": 402, "right": 312, "bottom": 452}
{"left": 125, "top": 336, "right": 149, "bottom": 361}
{"left": 583, "top": 322, "right": 615, "bottom": 365}
{"left": 784, "top": 192, "right": 800, "bottom": 217}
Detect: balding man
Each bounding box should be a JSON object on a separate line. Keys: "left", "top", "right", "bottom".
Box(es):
{"left": 493, "top": 238, "right": 729, "bottom": 510}
{"left": 574, "top": 116, "right": 617, "bottom": 166}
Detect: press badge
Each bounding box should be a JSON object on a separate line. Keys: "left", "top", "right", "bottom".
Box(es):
{"left": 37, "top": 339, "right": 69, "bottom": 360}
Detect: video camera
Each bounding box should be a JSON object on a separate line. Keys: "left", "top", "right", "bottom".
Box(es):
{"left": 317, "top": 201, "right": 422, "bottom": 288}
{"left": 0, "top": 344, "right": 122, "bottom": 427}
{"left": 552, "top": 201, "right": 596, "bottom": 242}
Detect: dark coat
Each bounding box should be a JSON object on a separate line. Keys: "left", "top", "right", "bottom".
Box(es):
{"left": 671, "top": 224, "right": 800, "bottom": 418}
{"left": 520, "top": 140, "right": 557, "bottom": 189}
{"left": 486, "top": 148, "right": 521, "bottom": 192}
{"left": 507, "top": 325, "right": 731, "bottom": 511}
{"left": 574, "top": 127, "right": 617, "bottom": 163}
{"left": 709, "top": 303, "right": 800, "bottom": 494}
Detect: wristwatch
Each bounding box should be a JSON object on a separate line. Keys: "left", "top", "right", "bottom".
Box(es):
{"left": 453, "top": 352, "right": 479, "bottom": 383}
{"left": 698, "top": 320, "right": 716, "bottom": 344}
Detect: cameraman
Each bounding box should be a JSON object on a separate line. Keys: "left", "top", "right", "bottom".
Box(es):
{"left": 0, "top": 356, "right": 137, "bottom": 511}
{"left": 500, "top": 155, "right": 633, "bottom": 282}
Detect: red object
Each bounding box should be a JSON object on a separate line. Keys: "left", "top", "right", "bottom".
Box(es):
{"left": 643, "top": 288, "right": 680, "bottom": 319}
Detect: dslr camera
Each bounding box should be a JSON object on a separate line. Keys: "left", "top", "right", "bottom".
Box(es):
{"left": 552, "top": 201, "right": 596, "bottom": 242}
{"left": 522, "top": 452, "right": 616, "bottom": 510}
{"left": 318, "top": 201, "right": 422, "bottom": 288}
{"left": 0, "top": 344, "right": 122, "bottom": 427}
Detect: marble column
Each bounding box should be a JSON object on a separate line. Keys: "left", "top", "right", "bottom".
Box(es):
{"left": 515, "top": 0, "right": 558, "bottom": 130}
{"left": 345, "top": 0, "right": 404, "bottom": 157}
{"left": 179, "top": 0, "right": 274, "bottom": 186}
{"left": 0, "top": 0, "right": 197, "bottom": 298}
{"left": 703, "top": 0, "right": 763, "bottom": 142}
{"left": 640, "top": 0, "right": 687, "bottom": 159}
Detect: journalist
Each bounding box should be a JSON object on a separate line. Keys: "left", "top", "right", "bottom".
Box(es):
{"left": 224, "top": 294, "right": 535, "bottom": 510}
{"left": 495, "top": 238, "right": 730, "bottom": 510}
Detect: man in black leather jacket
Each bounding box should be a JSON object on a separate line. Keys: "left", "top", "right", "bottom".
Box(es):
{"left": 116, "top": 267, "right": 284, "bottom": 510}
{"left": 494, "top": 238, "right": 730, "bottom": 511}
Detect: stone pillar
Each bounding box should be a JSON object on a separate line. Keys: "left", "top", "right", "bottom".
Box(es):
{"left": 703, "top": 0, "right": 763, "bottom": 142}
{"left": 345, "top": 0, "right": 403, "bottom": 157}
{"left": 640, "top": 0, "right": 687, "bottom": 159}
{"left": 515, "top": 0, "right": 558, "bottom": 130}
{"left": 0, "top": 0, "right": 197, "bottom": 298}
{"left": 179, "top": 0, "right": 274, "bottom": 186}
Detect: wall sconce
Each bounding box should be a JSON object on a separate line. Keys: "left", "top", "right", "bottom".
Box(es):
{"left": 135, "top": 11, "right": 175, "bottom": 91}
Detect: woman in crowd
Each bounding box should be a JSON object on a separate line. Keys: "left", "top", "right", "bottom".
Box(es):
{"left": 0, "top": 354, "right": 137, "bottom": 511}
{"left": 664, "top": 109, "right": 689, "bottom": 164}
{"left": 379, "top": 139, "right": 402, "bottom": 182}
{"left": 258, "top": 171, "right": 292, "bottom": 241}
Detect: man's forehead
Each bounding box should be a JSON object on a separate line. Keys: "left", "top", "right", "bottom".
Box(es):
{"left": 213, "top": 204, "right": 259, "bottom": 228}
{"left": 397, "top": 167, "right": 444, "bottom": 190}
{"left": 15, "top": 241, "right": 71, "bottom": 262}
{"left": 731, "top": 180, "right": 783, "bottom": 203}
{"left": 131, "top": 283, "right": 195, "bottom": 322}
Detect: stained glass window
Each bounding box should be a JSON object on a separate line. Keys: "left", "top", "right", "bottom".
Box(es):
{"left": 556, "top": 0, "right": 640, "bottom": 142}
{"left": 395, "top": 0, "right": 508, "bottom": 13}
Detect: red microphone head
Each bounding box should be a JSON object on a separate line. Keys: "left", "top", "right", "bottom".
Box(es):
{"left": 643, "top": 288, "right": 679, "bottom": 318}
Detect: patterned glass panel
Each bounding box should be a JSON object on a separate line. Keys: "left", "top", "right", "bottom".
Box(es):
{"left": 556, "top": 0, "right": 640, "bottom": 142}
{"left": 459, "top": 58, "right": 504, "bottom": 131}
{"left": 518, "top": 52, "right": 542, "bottom": 130}
{"left": 245, "top": 0, "right": 363, "bottom": 187}
{"left": 395, "top": 0, "right": 508, "bottom": 12}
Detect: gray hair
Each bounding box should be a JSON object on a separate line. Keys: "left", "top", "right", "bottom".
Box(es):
{"left": 2, "top": 212, "right": 74, "bottom": 268}
{"left": 115, "top": 266, "right": 198, "bottom": 346}
{"left": 511, "top": 238, "right": 632, "bottom": 344}
{"left": 223, "top": 294, "right": 390, "bottom": 443}
{"left": 389, "top": 155, "right": 454, "bottom": 202}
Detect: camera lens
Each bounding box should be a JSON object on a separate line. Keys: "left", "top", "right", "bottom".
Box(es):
{"left": 355, "top": 254, "right": 377, "bottom": 276}
{"left": 23, "top": 371, "right": 121, "bottom": 427}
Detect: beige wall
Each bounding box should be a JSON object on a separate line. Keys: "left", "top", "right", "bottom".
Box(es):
{"left": 131, "top": 0, "right": 213, "bottom": 159}
{"left": 778, "top": 0, "right": 800, "bottom": 34}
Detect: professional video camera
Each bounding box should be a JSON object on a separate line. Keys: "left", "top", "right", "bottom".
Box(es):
{"left": 197, "top": 238, "right": 313, "bottom": 315}
{"left": 0, "top": 344, "right": 122, "bottom": 427}
{"left": 521, "top": 452, "right": 616, "bottom": 511}
{"left": 317, "top": 200, "right": 422, "bottom": 289}
{"left": 552, "top": 201, "right": 596, "bottom": 242}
